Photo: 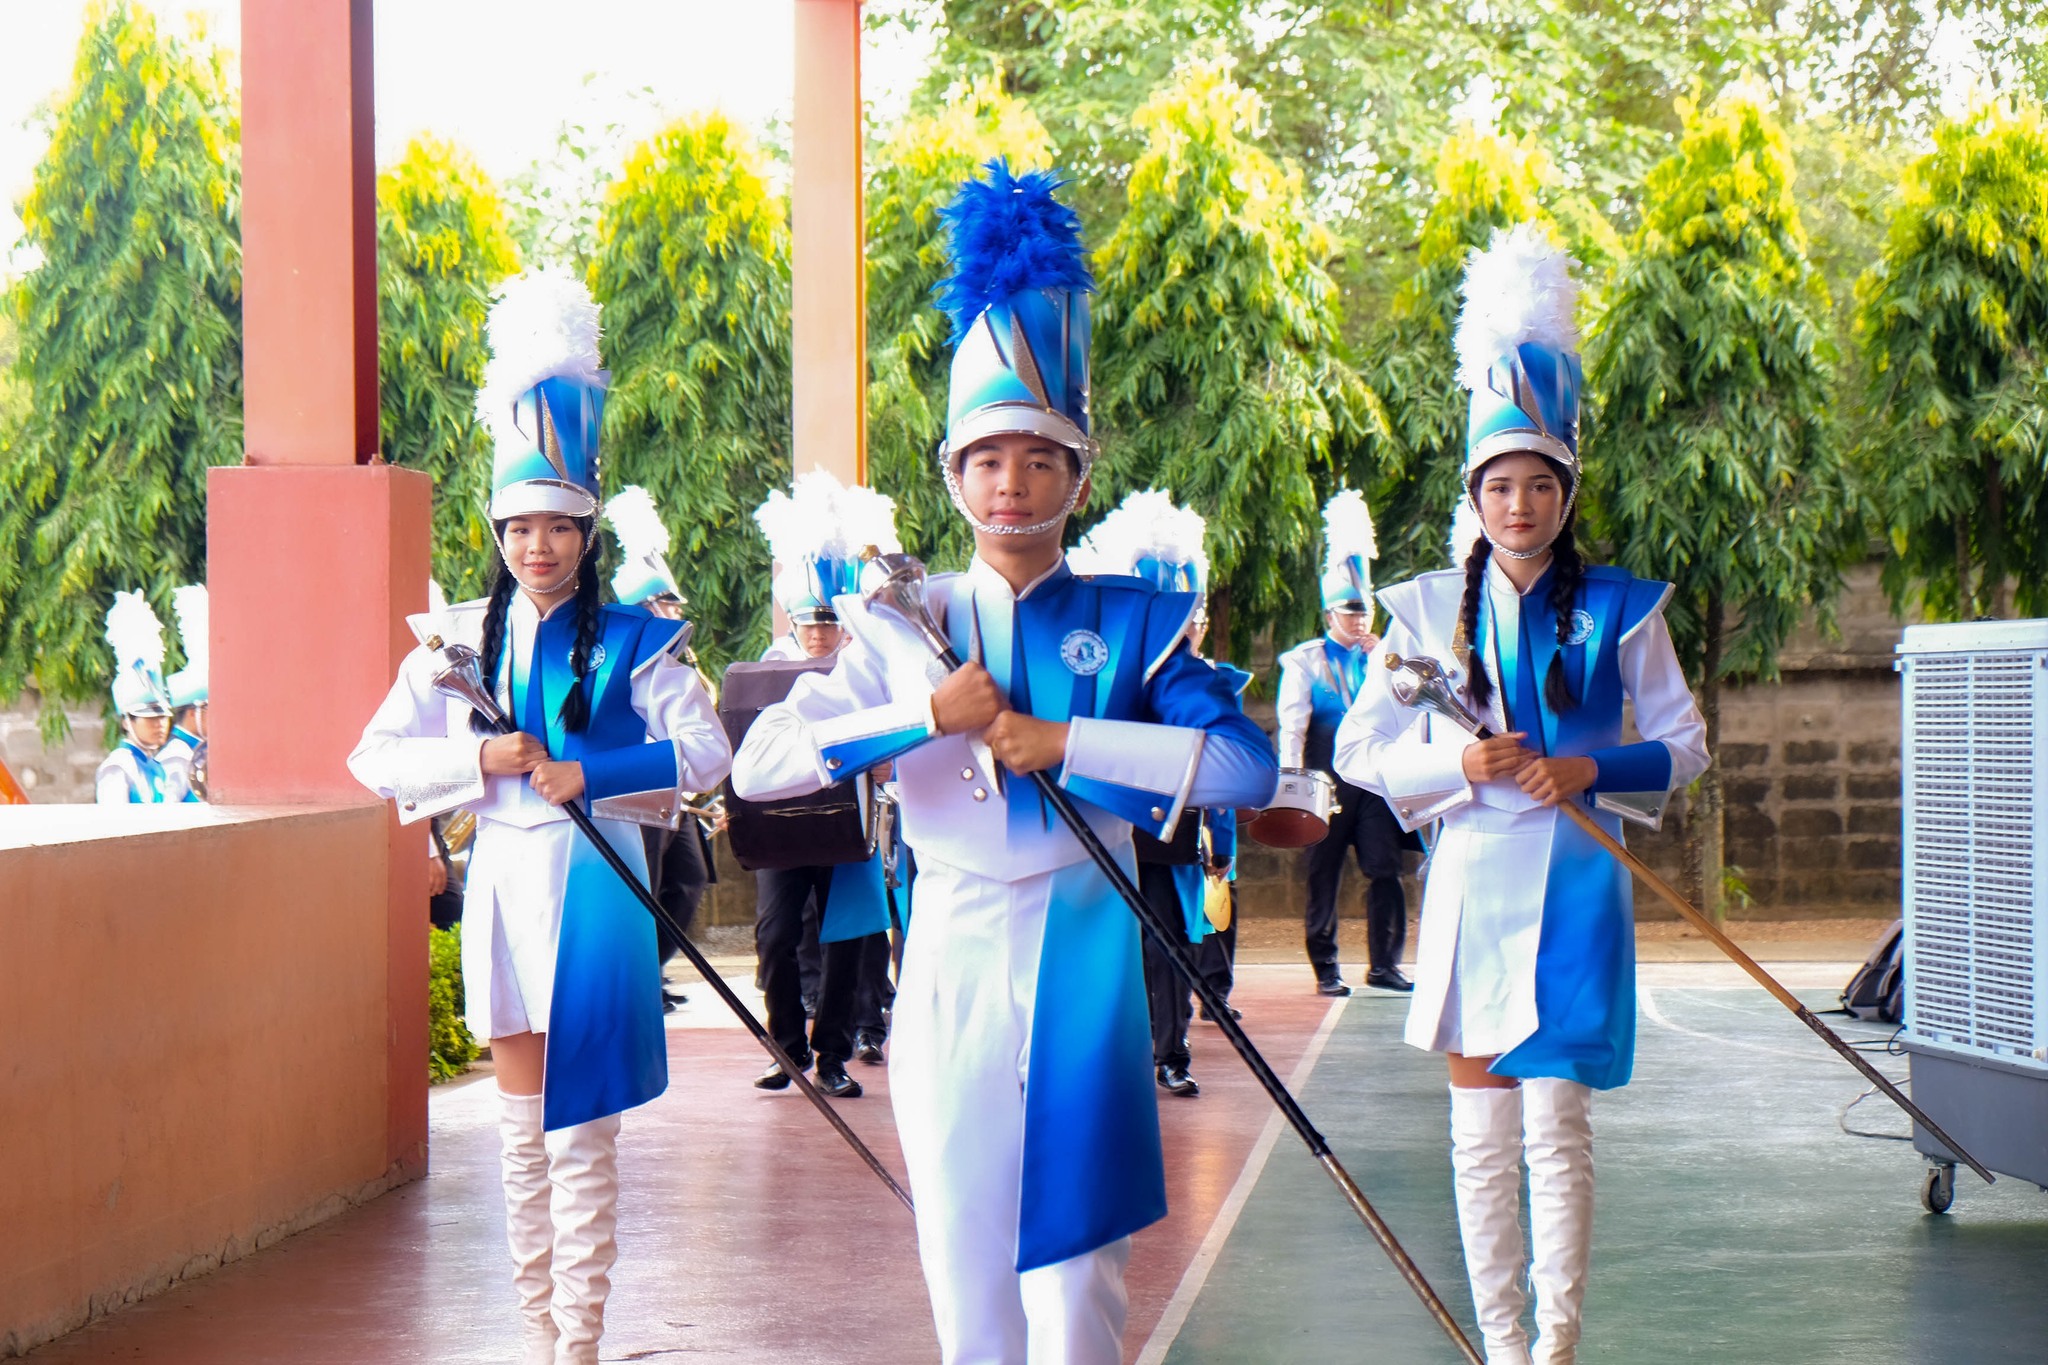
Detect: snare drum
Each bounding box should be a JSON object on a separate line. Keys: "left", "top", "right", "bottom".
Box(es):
{"left": 1247, "top": 767, "right": 1338, "bottom": 848}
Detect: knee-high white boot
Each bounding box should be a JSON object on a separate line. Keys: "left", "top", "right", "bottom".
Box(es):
{"left": 498, "top": 1092, "right": 558, "bottom": 1365}
{"left": 545, "top": 1112, "right": 622, "bottom": 1365}
{"left": 1450, "top": 1084, "right": 1532, "bottom": 1365}
{"left": 1522, "top": 1078, "right": 1594, "bottom": 1365}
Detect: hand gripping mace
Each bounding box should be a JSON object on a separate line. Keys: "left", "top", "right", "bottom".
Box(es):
{"left": 862, "top": 555, "right": 1485, "bottom": 1365}
{"left": 420, "top": 634, "right": 915, "bottom": 1213}
{"left": 1383, "top": 651, "right": 1995, "bottom": 1186}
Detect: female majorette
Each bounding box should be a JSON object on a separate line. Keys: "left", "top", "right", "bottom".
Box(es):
{"left": 1334, "top": 223, "right": 1709, "bottom": 1365}
{"left": 349, "top": 271, "right": 732, "bottom": 1365}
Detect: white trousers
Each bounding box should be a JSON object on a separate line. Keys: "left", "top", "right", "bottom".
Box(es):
{"left": 889, "top": 855, "right": 1132, "bottom": 1365}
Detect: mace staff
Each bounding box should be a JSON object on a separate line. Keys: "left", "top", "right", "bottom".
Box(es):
{"left": 862, "top": 554, "right": 1485, "bottom": 1365}
{"left": 420, "top": 633, "right": 916, "bottom": 1214}
{"left": 1382, "top": 651, "right": 1995, "bottom": 1187}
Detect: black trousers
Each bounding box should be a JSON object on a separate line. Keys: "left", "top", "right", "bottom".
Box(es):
{"left": 756, "top": 865, "right": 886, "bottom": 1064}
{"left": 1304, "top": 778, "right": 1409, "bottom": 975}
{"left": 643, "top": 823, "right": 709, "bottom": 968}
{"left": 851, "top": 930, "right": 893, "bottom": 1040}
{"left": 1193, "top": 892, "right": 1237, "bottom": 1003}
{"left": 1140, "top": 862, "right": 1197, "bottom": 1070}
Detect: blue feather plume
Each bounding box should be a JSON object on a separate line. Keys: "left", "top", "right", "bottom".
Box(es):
{"left": 934, "top": 159, "right": 1093, "bottom": 343}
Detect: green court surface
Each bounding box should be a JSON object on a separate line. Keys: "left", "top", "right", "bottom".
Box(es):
{"left": 1162, "top": 974, "right": 2048, "bottom": 1364}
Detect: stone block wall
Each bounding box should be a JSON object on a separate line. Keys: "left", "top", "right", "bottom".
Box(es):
{"left": 1, "top": 696, "right": 109, "bottom": 804}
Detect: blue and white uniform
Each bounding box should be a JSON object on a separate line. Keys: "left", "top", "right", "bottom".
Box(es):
{"left": 732, "top": 556, "right": 1276, "bottom": 1358}
{"left": 95, "top": 741, "right": 195, "bottom": 804}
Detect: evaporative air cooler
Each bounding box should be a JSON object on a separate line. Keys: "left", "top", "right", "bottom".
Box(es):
{"left": 1896, "top": 618, "right": 2048, "bottom": 1211}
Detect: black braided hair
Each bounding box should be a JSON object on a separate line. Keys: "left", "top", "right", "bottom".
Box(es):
{"left": 1544, "top": 517, "right": 1584, "bottom": 714}
{"left": 1459, "top": 535, "right": 1496, "bottom": 710}
{"left": 471, "top": 559, "right": 519, "bottom": 737}
{"left": 557, "top": 547, "right": 603, "bottom": 735}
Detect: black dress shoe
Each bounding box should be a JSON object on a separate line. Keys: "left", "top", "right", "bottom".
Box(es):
{"left": 1316, "top": 974, "right": 1352, "bottom": 997}
{"left": 853, "top": 1032, "right": 886, "bottom": 1064}
{"left": 1198, "top": 1003, "right": 1242, "bottom": 1023}
{"left": 662, "top": 988, "right": 688, "bottom": 1014}
{"left": 815, "top": 1056, "right": 864, "bottom": 1098}
{"left": 753, "top": 1049, "right": 812, "bottom": 1090}
{"left": 1155, "top": 1063, "right": 1200, "bottom": 1097}
{"left": 1365, "top": 967, "right": 1414, "bottom": 993}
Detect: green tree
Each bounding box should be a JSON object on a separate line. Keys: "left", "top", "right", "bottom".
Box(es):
{"left": 590, "top": 114, "right": 791, "bottom": 669}
{"left": 0, "top": 1, "right": 241, "bottom": 735}
{"left": 866, "top": 76, "right": 1055, "bottom": 572}
{"left": 1358, "top": 124, "right": 1564, "bottom": 588}
{"left": 1586, "top": 88, "right": 1855, "bottom": 919}
{"left": 1090, "top": 60, "right": 1369, "bottom": 659}
{"left": 1854, "top": 98, "right": 2048, "bottom": 621}
{"left": 378, "top": 136, "right": 521, "bottom": 601}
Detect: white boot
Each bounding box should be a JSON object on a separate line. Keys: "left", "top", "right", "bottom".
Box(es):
{"left": 546, "top": 1112, "right": 622, "bottom": 1365}
{"left": 1450, "top": 1084, "right": 1532, "bottom": 1365}
{"left": 1522, "top": 1078, "right": 1594, "bottom": 1365}
{"left": 498, "top": 1091, "right": 558, "bottom": 1365}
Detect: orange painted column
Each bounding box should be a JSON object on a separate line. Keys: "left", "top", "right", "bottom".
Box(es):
{"left": 211, "top": 0, "right": 430, "bottom": 1179}
{"left": 793, "top": 0, "right": 866, "bottom": 487}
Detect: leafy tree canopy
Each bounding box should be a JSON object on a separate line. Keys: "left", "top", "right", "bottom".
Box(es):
{"left": 1855, "top": 98, "right": 2048, "bottom": 619}
{"left": 590, "top": 113, "right": 792, "bottom": 670}
{"left": 866, "top": 75, "right": 1055, "bottom": 572}
{"left": 0, "top": 0, "right": 240, "bottom": 736}
{"left": 377, "top": 135, "right": 520, "bottom": 601}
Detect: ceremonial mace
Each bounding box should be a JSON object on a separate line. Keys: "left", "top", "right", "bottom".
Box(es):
{"left": 1383, "top": 652, "right": 1996, "bottom": 1186}
{"left": 862, "top": 555, "right": 1485, "bottom": 1365}
{"left": 420, "top": 634, "right": 915, "bottom": 1213}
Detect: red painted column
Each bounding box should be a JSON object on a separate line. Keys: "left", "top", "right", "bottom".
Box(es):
{"left": 793, "top": 0, "right": 866, "bottom": 487}
{"left": 211, "top": 0, "right": 430, "bottom": 1180}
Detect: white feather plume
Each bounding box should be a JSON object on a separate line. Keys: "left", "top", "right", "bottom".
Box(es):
{"left": 1074, "top": 489, "right": 1209, "bottom": 584}
{"left": 1448, "top": 497, "right": 1488, "bottom": 565}
{"left": 475, "top": 268, "right": 605, "bottom": 440}
{"left": 604, "top": 486, "right": 672, "bottom": 562}
{"left": 1454, "top": 222, "right": 1578, "bottom": 393}
{"left": 104, "top": 591, "right": 166, "bottom": 672}
{"left": 170, "top": 584, "right": 208, "bottom": 671}
{"left": 1321, "top": 489, "right": 1378, "bottom": 574}
{"left": 753, "top": 470, "right": 902, "bottom": 565}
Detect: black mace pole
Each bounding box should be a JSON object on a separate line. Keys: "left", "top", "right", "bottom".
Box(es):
{"left": 857, "top": 561, "right": 1483, "bottom": 1365}
{"left": 422, "top": 636, "right": 915, "bottom": 1214}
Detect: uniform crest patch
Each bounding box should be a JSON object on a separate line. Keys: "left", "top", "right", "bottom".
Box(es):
{"left": 579, "top": 643, "right": 607, "bottom": 670}
{"left": 1565, "top": 609, "right": 1595, "bottom": 646}
{"left": 1060, "top": 629, "right": 1110, "bottom": 676}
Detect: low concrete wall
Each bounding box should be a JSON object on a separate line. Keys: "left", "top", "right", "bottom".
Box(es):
{"left": 0, "top": 804, "right": 414, "bottom": 1358}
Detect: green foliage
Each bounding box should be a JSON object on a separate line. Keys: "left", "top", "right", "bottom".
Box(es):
{"left": 1587, "top": 88, "right": 1854, "bottom": 684}
{"left": 866, "top": 77, "right": 1055, "bottom": 572}
{"left": 377, "top": 136, "right": 521, "bottom": 601}
{"left": 428, "top": 923, "right": 479, "bottom": 1083}
{"left": 0, "top": 1, "right": 241, "bottom": 738}
{"left": 1358, "top": 126, "right": 1564, "bottom": 588}
{"left": 591, "top": 114, "right": 792, "bottom": 670}
{"left": 1090, "top": 61, "right": 1369, "bottom": 659}
{"left": 1854, "top": 99, "right": 2048, "bottom": 620}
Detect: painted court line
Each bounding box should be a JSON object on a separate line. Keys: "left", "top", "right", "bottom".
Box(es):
{"left": 1134, "top": 996, "right": 1350, "bottom": 1365}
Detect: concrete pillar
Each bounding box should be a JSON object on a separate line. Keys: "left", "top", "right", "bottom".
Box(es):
{"left": 211, "top": 0, "right": 430, "bottom": 1180}
{"left": 792, "top": 0, "right": 866, "bottom": 487}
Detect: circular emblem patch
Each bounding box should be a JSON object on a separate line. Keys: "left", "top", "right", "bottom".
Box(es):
{"left": 577, "top": 643, "right": 607, "bottom": 670}
{"left": 1565, "top": 610, "right": 1596, "bottom": 646}
{"left": 1060, "top": 629, "right": 1110, "bottom": 676}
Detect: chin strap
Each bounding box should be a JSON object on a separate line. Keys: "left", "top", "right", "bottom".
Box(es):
{"left": 1468, "top": 480, "right": 1578, "bottom": 561}
{"left": 939, "top": 443, "right": 1094, "bottom": 538}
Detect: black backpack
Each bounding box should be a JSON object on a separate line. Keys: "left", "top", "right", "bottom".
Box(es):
{"left": 718, "top": 657, "right": 877, "bottom": 872}
{"left": 1840, "top": 919, "right": 1904, "bottom": 1025}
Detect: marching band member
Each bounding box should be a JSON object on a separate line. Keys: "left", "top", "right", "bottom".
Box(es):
{"left": 744, "top": 471, "right": 903, "bottom": 1097}
{"left": 731, "top": 163, "right": 1277, "bottom": 1363}
{"left": 1334, "top": 224, "right": 1709, "bottom": 1365}
{"left": 163, "top": 583, "right": 209, "bottom": 799}
{"left": 1275, "top": 491, "right": 1413, "bottom": 995}
{"left": 95, "top": 591, "right": 197, "bottom": 804}
{"left": 349, "top": 271, "right": 732, "bottom": 1365}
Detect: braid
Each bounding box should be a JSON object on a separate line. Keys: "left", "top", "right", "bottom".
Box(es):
{"left": 471, "top": 557, "right": 518, "bottom": 737}
{"left": 1460, "top": 536, "right": 1494, "bottom": 709}
{"left": 557, "top": 540, "right": 603, "bottom": 734}
{"left": 1544, "top": 518, "right": 1584, "bottom": 713}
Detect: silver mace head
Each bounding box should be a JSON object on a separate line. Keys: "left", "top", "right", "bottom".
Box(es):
{"left": 859, "top": 549, "right": 953, "bottom": 660}
{"left": 1383, "top": 652, "right": 1485, "bottom": 738}
{"left": 421, "top": 634, "right": 508, "bottom": 728}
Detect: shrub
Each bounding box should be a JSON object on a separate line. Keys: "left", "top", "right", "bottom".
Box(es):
{"left": 429, "top": 923, "right": 479, "bottom": 1083}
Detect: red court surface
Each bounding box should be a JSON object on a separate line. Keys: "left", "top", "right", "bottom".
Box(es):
{"left": 25, "top": 964, "right": 1358, "bottom": 1364}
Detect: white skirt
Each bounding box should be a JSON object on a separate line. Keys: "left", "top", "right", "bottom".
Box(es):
{"left": 460, "top": 817, "right": 575, "bottom": 1040}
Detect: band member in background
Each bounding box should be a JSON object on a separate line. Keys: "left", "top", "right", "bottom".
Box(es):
{"left": 1336, "top": 224, "right": 1709, "bottom": 1365}
{"left": 732, "top": 164, "right": 1276, "bottom": 1364}
{"left": 164, "top": 583, "right": 209, "bottom": 800}
{"left": 744, "top": 472, "right": 905, "bottom": 1097}
{"left": 350, "top": 271, "right": 732, "bottom": 1365}
{"left": 1275, "top": 491, "right": 1412, "bottom": 996}
{"left": 96, "top": 591, "right": 197, "bottom": 805}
